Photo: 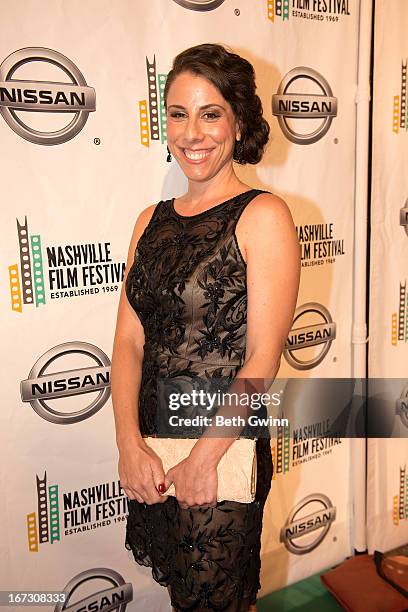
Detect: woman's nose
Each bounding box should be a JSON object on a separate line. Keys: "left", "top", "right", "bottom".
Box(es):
{"left": 184, "top": 116, "right": 203, "bottom": 141}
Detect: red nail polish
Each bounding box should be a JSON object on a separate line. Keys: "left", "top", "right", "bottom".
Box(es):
{"left": 157, "top": 483, "right": 165, "bottom": 493}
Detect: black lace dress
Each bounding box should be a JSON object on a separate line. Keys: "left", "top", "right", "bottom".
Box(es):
{"left": 125, "top": 189, "right": 274, "bottom": 611}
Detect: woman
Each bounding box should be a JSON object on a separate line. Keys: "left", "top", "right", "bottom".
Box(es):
{"left": 112, "top": 43, "right": 300, "bottom": 612}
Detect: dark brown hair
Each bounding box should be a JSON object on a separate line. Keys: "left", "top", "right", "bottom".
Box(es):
{"left": 163, "top": 43, "right": 270, "bottom": 165}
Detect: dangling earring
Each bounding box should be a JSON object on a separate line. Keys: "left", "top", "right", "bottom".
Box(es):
{"left": 166, "top": 145, "right": 172, "bottom": 163}
{"left": 235, "top": 138, "right": 243, "bottom": 160}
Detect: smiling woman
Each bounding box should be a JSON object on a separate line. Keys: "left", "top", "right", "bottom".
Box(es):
{"left": 163, "top": 44, "right": 269, "bottom": 194}
{"left": 111, "top": 43, "right": 300, "bottom": 612}
{"left": 166, "top": 75, "right": 240, "bottom": 187}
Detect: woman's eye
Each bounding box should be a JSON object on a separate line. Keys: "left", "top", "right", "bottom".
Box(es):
{"left": 168, "top": 111, "right": 220, "bottom": 120}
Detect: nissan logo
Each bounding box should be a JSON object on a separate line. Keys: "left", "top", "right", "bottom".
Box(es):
{"left": 284, "top": 303, "right": 336, "bottom": 370}
{"left": 272, "top": 67, "right": 337, "bottom": 144}
{"left": 21, "top": 341, "right": 110, "bottom": 424}
{"left": 280, "top": 493, "right": 336, "bottom": 554}
{"left": 0, "top": 47, "right": 95, "bottom": 145}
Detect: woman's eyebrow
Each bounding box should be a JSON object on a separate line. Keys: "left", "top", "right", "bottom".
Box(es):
{"left": 167, "top": 104, "right": 226, "bottom": 110}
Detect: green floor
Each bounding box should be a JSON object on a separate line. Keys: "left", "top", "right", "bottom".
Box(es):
{"left": 258, "top": 571, "right": 345, "bottom": 611}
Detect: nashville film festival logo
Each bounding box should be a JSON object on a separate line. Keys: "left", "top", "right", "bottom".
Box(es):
{"left": 296, "top": 221, "right": 345, "bottom": 267}
{"left": 0, "top": 47, "right": 95, "bottom": 145}
{"left": 392, "top": 465, "right": 408, "bottom": 526}
{"left": 292, "top": 419, "right": 342, "bottom": 467}
{"left": 55, "top": 569, "right": 133, "bottom": 612}
{"left": 21, "top": 342, "right": 111, "bottom": 424}
{"left": 8, "top": 217, "right": 125, "bottom": 312}
{"left": 280, "top": 493, "right": 336, "bottom": 554}
{"left": 27, "top": 472, "right": 128, "bottom": 553}
{"left": 139, "top": 56, "right": 168, "bottom": 150}
{"left": 267, "top": 0, "right": 351, "bottom": 23}
{"left": 272, "top": 67, "right": 337, "bottom": 144}
{"left": 392, "top": 59, "right": 407, "bottom": 134}
{"left": 391, "top": 280, "right": 407, "bottom": 347}
{"left": 272, "top": 378, "right": 345, "bottom": 477}
{"left": 271, "top": 418, "right": 341, "bottom": 477}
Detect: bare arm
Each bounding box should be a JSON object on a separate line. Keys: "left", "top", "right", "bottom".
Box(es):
{"left": 112, "top": 203, "right": 169, "bottom": 505}
{"left": 111, "top": 204, "right": 155, "bottom": 449}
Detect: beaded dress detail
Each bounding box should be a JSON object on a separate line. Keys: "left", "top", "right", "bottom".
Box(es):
{"left": 125, "top": 189, "right": 273, "bottom": 612}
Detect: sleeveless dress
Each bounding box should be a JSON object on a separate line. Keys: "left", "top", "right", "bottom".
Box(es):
{"left": 125, "top": 188, "right": 274, "bottom": 612}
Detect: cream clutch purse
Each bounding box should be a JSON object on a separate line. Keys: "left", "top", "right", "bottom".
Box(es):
{"left": 144, "top": 436, "right": 257, "bottom": 503}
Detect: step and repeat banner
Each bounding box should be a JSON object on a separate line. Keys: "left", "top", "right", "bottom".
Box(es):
{"left": 367, "top": 0, "right": 408, "bottom": 553}
{"left": 0, "top": 1, "right": 369, "bottom": 610}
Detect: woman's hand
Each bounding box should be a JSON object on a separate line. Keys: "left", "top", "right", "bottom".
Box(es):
{"left": 118, "top": 438, "right": 168, "bottom": 505}
{"left": 163, "top": 453, "right": 218, "bottom": 509}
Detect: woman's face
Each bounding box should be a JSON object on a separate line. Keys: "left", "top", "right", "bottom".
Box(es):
{"left": 166, "top": 71, "right": 240, "bottom": 182}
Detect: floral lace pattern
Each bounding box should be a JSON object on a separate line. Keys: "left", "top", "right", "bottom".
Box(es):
{"left": 125, "top": 189, "right": 274, "bottom": 611}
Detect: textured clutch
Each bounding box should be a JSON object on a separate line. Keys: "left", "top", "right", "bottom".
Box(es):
{"left": 144, "top": 436, "right": 257, "bottom": 503}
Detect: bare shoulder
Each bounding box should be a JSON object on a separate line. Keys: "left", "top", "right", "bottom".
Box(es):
{"left": 242, "top": 192, "right": 294, "bottom": 227}
{"left": 136, "top": 202, "right": 158, "bottom": 230}
{"left": 236, "top": 192, "right": 298, "bottom": 262}
{"left": 130, "top": 202, "right": 158, "bottom": 243}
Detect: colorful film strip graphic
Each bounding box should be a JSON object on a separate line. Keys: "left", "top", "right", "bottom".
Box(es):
{"left": 27, "top": 472, "right": 60, "bottom": 552}
{"left": 8, "top": 218, "right": 46, "bottom": 312}
{"left": 393, "top": 495, "right": 398, "bottom": 526}
{"left": 392, "top": 60, "right": 408, "bottom": 133}
{"left": 391, "top": 281, "right": 407, "bottom": 345}
{"left": 267, "top": 0, "right": 289, "bottom": 22}
{"left": 394, "top": 465, "right": 408, "bottom": 525}
{"left": 399, "top": 465, "right": 407, "bottom": 521}
{"left": 271, "top": 445, "right": 277, "bottom": 480}
{"left": 37, "top": 474, "right": 49, "bottom": 544}
{"left": 275, "top": 424, "right": 291, "bottom": 474}
{"left": 139, "top": 56, "right": 168, "bottom": 147}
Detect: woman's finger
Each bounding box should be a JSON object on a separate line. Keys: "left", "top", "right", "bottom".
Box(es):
{"left": 123, "top": 486, "right": 145, "bottom": 504}
{"left": 123, "top": 488, "right": 135, "bottom": 500}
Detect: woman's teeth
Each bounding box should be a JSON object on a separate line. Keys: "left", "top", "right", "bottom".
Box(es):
{"left": 183, "top": 149, "right": 212, "bottom": 160}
